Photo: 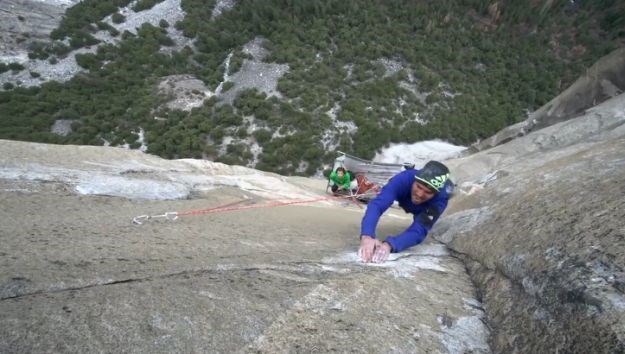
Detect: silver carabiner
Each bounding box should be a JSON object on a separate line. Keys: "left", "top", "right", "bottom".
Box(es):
{"left": 132, "top": 215, "right": 150, "bottom": 225}
{"left": 132, "top": 212, "right": 178, "bottom": 225}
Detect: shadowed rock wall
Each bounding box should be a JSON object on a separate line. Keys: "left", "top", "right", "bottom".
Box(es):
{"left": 438, "top": 94, "right": 625, "bottom": 353}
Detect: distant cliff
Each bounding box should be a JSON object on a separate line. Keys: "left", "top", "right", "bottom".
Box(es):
{"left": 473, "top": 47, "right": 625, "bottom": 151}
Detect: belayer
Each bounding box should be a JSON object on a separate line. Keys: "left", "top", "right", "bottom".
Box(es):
{"left": 358, "top": 160, "right": 452, "bottom": 263}
{"left": 328, "top": 166, "right": 357, "bottom": 194}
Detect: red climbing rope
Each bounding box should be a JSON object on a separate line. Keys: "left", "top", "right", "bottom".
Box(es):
{"left": 132, "top": 193, "right": 364, "bottom": 225}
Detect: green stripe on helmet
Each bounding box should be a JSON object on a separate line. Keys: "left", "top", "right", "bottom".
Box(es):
{"left": 415, "top": 173, "right": 449, "bottom": 192}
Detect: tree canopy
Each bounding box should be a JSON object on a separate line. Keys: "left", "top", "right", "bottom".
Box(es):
{"left": 1, "top": 0, "right": 623, "bottom": 175}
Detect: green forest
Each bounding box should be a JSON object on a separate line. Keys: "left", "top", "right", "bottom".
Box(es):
{"left": 0, "top": 0, "right": 623, "bottom": 175}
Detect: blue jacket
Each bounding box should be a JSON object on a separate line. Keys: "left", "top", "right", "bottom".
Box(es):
{"left": 360, "top": 169, "right": 449, "bottom": 252}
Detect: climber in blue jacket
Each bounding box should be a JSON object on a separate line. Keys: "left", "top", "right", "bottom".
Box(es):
{"left": 358, "top": 160, "right": 452, "bottom": 263}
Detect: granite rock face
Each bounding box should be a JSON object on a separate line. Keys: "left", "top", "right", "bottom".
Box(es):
{"left": 1, "top": 6, "right": 624, "bottom": 350}
{"left": 0, "top": 0, "right": 77, "bottom": 62}
{"left": 0, "top": 140, "right": 489, "bottom": 353}
{"left": 472, "top": 48, "right": 625, "bottom": 151}
{"left": 438, "top": 93, "right": 625, "bottom": 353}
{"left": 526, "top": 47, "right": 625, "bottom": 131}
{"left": 0, "top": 96, "right": 623, "bottom": 353}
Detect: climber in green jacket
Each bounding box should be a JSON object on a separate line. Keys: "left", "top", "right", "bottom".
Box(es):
{"left": 329, "top": 167, "right": 357, "bottom": 194}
